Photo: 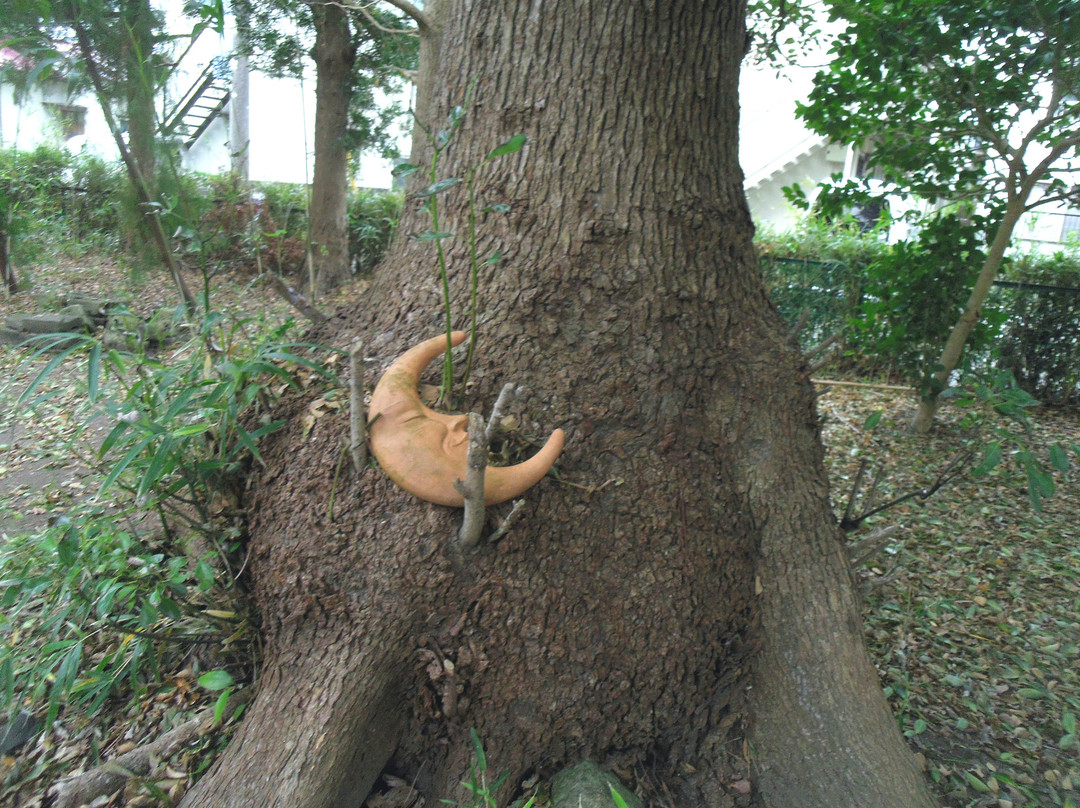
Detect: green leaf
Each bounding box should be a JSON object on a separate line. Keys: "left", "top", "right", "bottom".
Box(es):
{"left": 482, "top": 251, "right": 503, "bottom": 266}
{"left": 609, "top": 784, "right": 630, "bottom": 808}
{"left": 485, "top": 134, "right": 527, "bottom": 161}
{"left": 416, "top": 178, "right": 462, "bottom": 197}
{"left": 469, "top": 727, "right": 487, "bottom": 772}
{"left": 98, "top": 432, "right": 156, "bottom": 496}
{"left": 1049, "top": 442, "right": 1070, "bottom": 473}
{"left": 912, "top": 718, "right": 927, "bottom": 735}
{"left": 863, "top": 410, "right": 882, "bottom": 430}
{"left": 138, "top": 435, "right": 177, "bottom": 499}
{"left": 48, "top": 641, "right": 84, "bottom": 725}
{"left": 391, "top": 162, "right": 419, "bottom": 178}
{"left": 0, "top": 655, "right": 13, "bottom": 707}
{"left": 1064, "top": 710, "right": 1077, "bottom": 735}
{"left": 416, "top": 230, "right": 455, "bottom": 242}
{"left": 214, "top": 689, "right": 231, "bottom": 723}
{"left": 1025, "top": 463, "right": 1055, "bottom": 500}
{"left": 964, "top": 771, "right": 990, "bottom": 793}
{"left": 87, "top": 341, "right": 101, "bottom": 404}
{"left": 198, "top": 670, "right": 235, "bottom": 691}
{"left": 974, "top": 441, "right": 1002, "bottom": 476}
{"left": 17, "top": 334, "right": 93, "bottom": 406}
{"left": 56, "top": 525, "right": 80, "bottom": 567}
{"left": 195, "top": 559, "right": 215, "bottom": 591}
{"left": 171, "top": 422, "right": 214, "bottom": 438}
{"left": 159, "top": 597, "right": 182, "bottom": 621}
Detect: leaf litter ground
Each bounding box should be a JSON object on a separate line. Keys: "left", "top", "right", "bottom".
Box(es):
{"left": 819, "top": 380, "right": 1080, "bottom": 808}
{"left": 0, "top": 261, "right": 1077, "bottom": 807}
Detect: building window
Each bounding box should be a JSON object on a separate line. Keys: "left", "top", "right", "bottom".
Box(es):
{"left": 44, "top": 103, "right": 87, "bottom": 140}
{"left": 1062, "top": 212, "right": 1080, "bottom": 242}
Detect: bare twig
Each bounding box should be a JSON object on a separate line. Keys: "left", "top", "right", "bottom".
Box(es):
{"left": 807, "top": 331, "right": 843, "bottom": 359}
{"left": 791, "top": 309, "right": 811, "bottom": 337}
{"left": 349, "top": 340, "right": 368, "bottom": 473}
{"left": 48, "top": 690, "right": 251, "bottom": 808}
{"left": 487, "top": 499, "right": 526, "bottom": 543}
{"left": 813, "top": 378, "right": 911, "bottom": 391}
{"left": 848, "top": 525, "right": 900, "bottom": 568}
{"left": 262, "top": 273, "right": 329, "bottom": 324}
{"left": 842, "top": 458, "right": 870, "bottom": 527}
{"left": 840, "top": 450, "right": 974, "bottom": 531}
{"left": 455, "top": 413, "right": 487, "bottom": 548}
{"left": 485, "top": 383, "right": 519, "bottom": 442}
{"left": 808, "top": 352, "right": 837, "bottom": 375}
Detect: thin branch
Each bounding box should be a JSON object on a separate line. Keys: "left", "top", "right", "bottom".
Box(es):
{"left": 485, "top": 383, "right": 519, "bottom": 442}
{"left": 840, "top": 450, "right": 974, "bottom": 531}
{"left": 791, "top": 308, "right": 811, "bottom": 338}
{"left": 72, "top": 21, "right": 198, "bottom": 317}
{"left": 376, "top": 0, "right": 434, "bottom": 36}
{"left": 813, "top": 378, "right": 911, "bottom": 392}
{"left": 345, "top": 0, "right": 420, "bottom": 35}
{"left": 848, "top": 525, "right": 900, "bottom": 568}
{"left": 349, "top": 340, "right": 368, "bottom": 473}
{"left": 842, "top": 458, "right": 869, "bottom": 527}
{"left": 805, "top": 330, "right": 844, "bottom": 374}
{"left": 262, "top": 272, "right": 329, "bottom": 324}
{"left": 1022, "top": 185, "right": 1080, "bottom": 213}
{"left": 1018, "top": 129, "right": 1080, "bottom": 200}
{"left": 455, "top": 412, "right": 487, "bottom": 548}
{"left": 487, "top": 499, "right": 526, "bottom": 543}
{"left": 807, "top": 354, "right": 836, "bottom": 376}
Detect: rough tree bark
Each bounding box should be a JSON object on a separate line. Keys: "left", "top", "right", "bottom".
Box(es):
{"left": 122, "top": 0, "right": 157, "bottom": 251}
{"left": 181, "top": 2, "right": 934, "bottom": 806}
{"left": 308, "top": 0, "right": 356, "bottom": 296}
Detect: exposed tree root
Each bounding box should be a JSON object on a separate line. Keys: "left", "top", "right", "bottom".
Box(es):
{"left": 48, "top": 691, "right": 251, "bottom": 808}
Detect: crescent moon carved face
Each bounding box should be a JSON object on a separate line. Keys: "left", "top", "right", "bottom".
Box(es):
{"left": 368, "top": 331, "right": 565, "bottom": 507}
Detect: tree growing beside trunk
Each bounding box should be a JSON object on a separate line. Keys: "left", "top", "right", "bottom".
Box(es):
{"left": 797, "top": 0, "right": 1080, "bottom": 433}
{"left": 234, "top": 0, "right": 417, "bottom": 296}
{"left": 180, "top": 2, "right": 935, "bottom": 806}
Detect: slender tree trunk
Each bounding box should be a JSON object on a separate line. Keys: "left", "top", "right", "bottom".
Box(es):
{"left": 73, "top": 22, "right": 198, "bottom": 316}
{"left": 123, "top": 0, "right": 157, "bottom": 231}
{"left": 309, "top": 1, "right": 356, "bottom": 296}
{"left": 230, "top": 54, "right": 250, "bottom": 179}
{"left": 0, "top": 224, "right": 15, "bottom": 295}
{"left": 910, "top": 197, "right": 1027, "bottom": 433}
{"left": 181, "top": 2, "right": 934, "bottom": 806}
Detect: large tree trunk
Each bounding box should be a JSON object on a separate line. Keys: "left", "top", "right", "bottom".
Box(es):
{"left": 181, "top": 2, "right": 934, "bottom": 806}
{"left": 308, "top": 0, "right": 356, "bottom": 296}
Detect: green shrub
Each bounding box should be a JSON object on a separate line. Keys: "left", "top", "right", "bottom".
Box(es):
{"left": 0, "top": 512, "right": 230, "bottom": 726}
{"left": 995, "top": 250, "right": 1080, "bottom": 404}
{"left": 847, "top": 213, "right": 1007, "bottom": 385}
{"left": 348, "top": 187, "right": 402, "bottom": 276}
{"left": 757, "top": 219, "right": 889, "bottom": 349}
{"left": 0, "top": 146, "right": 127, "bottom": 262}
{"left": 1, "top": 308, "right": 340, "bottom": 723}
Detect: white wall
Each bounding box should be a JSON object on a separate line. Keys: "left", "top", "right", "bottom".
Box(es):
{"left": 245, "top": 70, "right": 316, "bottom": 185}
{"left": 0, "top": 78, "right": 118, "bottom": 161}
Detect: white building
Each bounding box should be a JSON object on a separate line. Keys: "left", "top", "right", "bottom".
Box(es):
{"left": 0, "top": 16, "right": 403, "bottom": 189}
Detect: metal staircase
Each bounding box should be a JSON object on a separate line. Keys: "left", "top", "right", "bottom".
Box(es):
{"left": 162, "top": 56, "right": 231, "bottom": 149}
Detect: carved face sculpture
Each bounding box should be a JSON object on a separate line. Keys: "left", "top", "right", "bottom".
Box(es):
{"left": 368, "top": 331, "right": 565, "bottom": 506}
